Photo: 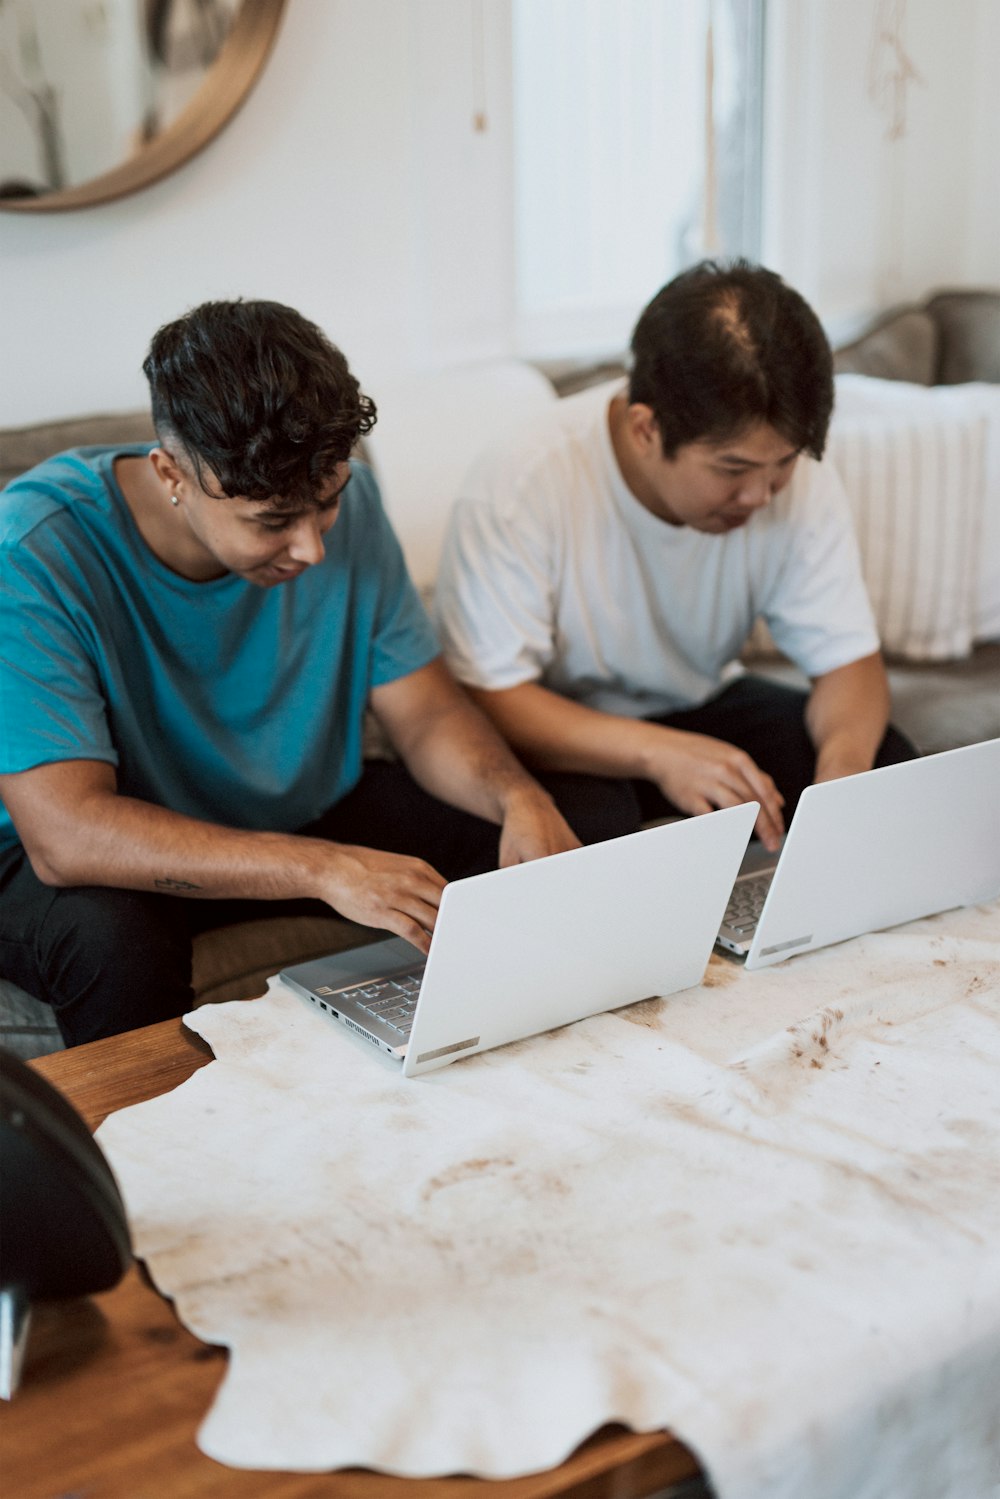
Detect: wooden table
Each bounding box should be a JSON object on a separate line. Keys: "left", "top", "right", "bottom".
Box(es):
{"left": 2, "top": 1017, "right": 702, "bottom": 1499}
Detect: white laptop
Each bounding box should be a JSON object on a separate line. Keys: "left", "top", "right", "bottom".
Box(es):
{"left": 281, "top": 801, "right": 757, "bottom": 1076}
{"left": 717, "top": 738, "right": 1000, "bottom": 969}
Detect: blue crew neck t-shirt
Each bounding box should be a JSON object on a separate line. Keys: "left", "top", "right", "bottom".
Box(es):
{"left": 0, "top": 446, "right": 439, "bottom": 852}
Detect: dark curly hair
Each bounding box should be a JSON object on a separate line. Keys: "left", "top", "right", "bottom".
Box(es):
{"left": 628, "top": 260, "right": 834, "bottom": 460}
{"left": 143, "top": 300, "right": 377, "bottom": 505}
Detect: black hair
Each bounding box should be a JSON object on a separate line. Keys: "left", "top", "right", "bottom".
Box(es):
{"left": 142, "top": 300, "right": 377, "bottom": 505}
{"left": 628, "top": 259, "right": 834, "bottom": 459}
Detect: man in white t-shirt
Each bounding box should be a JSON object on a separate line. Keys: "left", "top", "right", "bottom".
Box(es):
{"left": 435, "top": 260, "right": 915, "bottom": 851}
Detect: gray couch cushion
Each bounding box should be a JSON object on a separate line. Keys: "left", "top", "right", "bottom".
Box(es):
{"left": 0, "top": 410, "right": 156, "bottom": 490}
{"left": 0, "top": 979, "right": 64, "bottom": 1060}
{"left": 534, "top": 356, "right": 628, "bottom": 398}
{"left": 832, "top": 308, "right": 938, "bottom": 385}
{"left": 926, "top": 289, "right": 1000, "bottom": 385}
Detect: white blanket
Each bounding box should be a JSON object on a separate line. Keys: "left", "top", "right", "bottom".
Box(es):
{"left": 97, "top": 901, "right": 1000, "bottom": 1497}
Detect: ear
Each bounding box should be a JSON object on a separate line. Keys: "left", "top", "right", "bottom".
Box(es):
{"left": 148, "top": 446, "right": 186, "bottom": 493}
{"left": 625, "top": 403, "right": 663, "bottom": 459}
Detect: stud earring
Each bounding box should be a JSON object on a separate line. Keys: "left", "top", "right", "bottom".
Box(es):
{"left": 170, "top": 494, "right": 180, "bottom": 507}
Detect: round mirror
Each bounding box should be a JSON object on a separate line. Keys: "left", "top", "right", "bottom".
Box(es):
{"left": 0, "top": 0, "right": 286, "bottom": 213}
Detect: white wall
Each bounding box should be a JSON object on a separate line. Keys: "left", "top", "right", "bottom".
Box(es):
{"left": 1, "top": 0, "right": 996, "bottom": 428}
{"left": 762, "top": 0, "right": 1000, "bottom": 334}
{"left": 0, "top": 0, "right": 516, "bottom": 426}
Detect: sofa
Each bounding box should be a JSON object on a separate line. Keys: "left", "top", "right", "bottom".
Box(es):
{"left": 749, "top": 289, "right": 1000, "bottom": 749}
{"left": 2, "top": 288, "right": 998, "bottom": 1058}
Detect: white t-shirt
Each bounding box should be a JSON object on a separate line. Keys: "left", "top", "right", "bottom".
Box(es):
{"left": 435, "top": 380, "right": 879, "bottom": 718}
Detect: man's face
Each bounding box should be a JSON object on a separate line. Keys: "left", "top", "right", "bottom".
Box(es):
{"left": 642, "top": 422, "right": 801, "bottom": 534}
{"left": 161, "top": 458, "right": 352, "bottom": 586}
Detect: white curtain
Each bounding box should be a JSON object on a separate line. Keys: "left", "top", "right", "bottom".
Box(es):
{"left": 512, "top": 0, "right": 764, "bottom": 356}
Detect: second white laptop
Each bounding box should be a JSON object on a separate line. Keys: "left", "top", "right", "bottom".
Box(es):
{"left": 281, "top": 801, "right": 757, "bottom": 1077}
{"left": 717, "top": 737, "right": 1000, "bottom": 969}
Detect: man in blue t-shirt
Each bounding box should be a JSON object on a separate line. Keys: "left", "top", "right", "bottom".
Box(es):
{"left": 0, "top": 300, "right": 582, "bottom": 1045}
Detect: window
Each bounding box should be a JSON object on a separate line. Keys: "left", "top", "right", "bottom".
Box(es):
{"left": 512, "top": 0, "right": 765, "bottom": 356}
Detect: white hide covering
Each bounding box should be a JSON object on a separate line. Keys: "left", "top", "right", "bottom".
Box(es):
{"left": 96, "top": 901, "right": 1000, "bottom": 1498}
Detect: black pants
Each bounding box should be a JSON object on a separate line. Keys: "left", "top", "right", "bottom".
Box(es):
{"left": 0, "top": 676, "right": 915, "bottom": 1046}
{"left": 0, "top": 761, "right": 630, "bottom": 1047}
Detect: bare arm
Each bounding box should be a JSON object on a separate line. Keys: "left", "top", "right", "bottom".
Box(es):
{"left": 463, "top": 678, "right": 785, "bottom": 851}
{"left": 370, "top": 659, "right": 579, "bottom": 865}
{"left": 806, "top": 651, "right": 891, "bottom": 783}
{"left": 0, "top": 760, "right": 446, "bottom": 953}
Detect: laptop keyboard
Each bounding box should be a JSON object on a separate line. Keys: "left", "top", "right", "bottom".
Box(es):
{"left": 350, "top": 971, "right": 423, "bottom": 1037}
{"left": 722, "top": 871, "right": 773, "bottom": 935}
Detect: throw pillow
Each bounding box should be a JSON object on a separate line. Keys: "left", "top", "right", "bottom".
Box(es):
{"left": 926, "top": 290, "right": 1000, "bottom": 385}
{"left": 832, "top": 309, "right": 938, "bottom": 386}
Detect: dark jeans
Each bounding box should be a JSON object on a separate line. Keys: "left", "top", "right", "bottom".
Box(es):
{"left": 0, "top": 760, "right": 630, "bottom": 1047}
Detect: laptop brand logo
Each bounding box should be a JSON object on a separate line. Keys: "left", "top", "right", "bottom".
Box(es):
{"left": 415, "top": 1037, "right": 480, "bottom": 1065}
{"left": 759, "top": 934, "right": 813, "bottom": 957}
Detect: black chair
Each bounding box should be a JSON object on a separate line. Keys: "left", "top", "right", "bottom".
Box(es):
{"left": 0, "top": 1047, "right": 131, "bottom": 1397}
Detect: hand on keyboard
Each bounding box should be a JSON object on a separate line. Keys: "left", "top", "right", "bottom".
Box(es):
{"left": 313, "top": 844, "right": 446, "bottom": 954}
{"left": 639, "top": 727, "right": 785, "bottom": 852}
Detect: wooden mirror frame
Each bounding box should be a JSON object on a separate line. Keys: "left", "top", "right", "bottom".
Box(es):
{"left": 0, "top": 0, "right": 287, "bottom": 214}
